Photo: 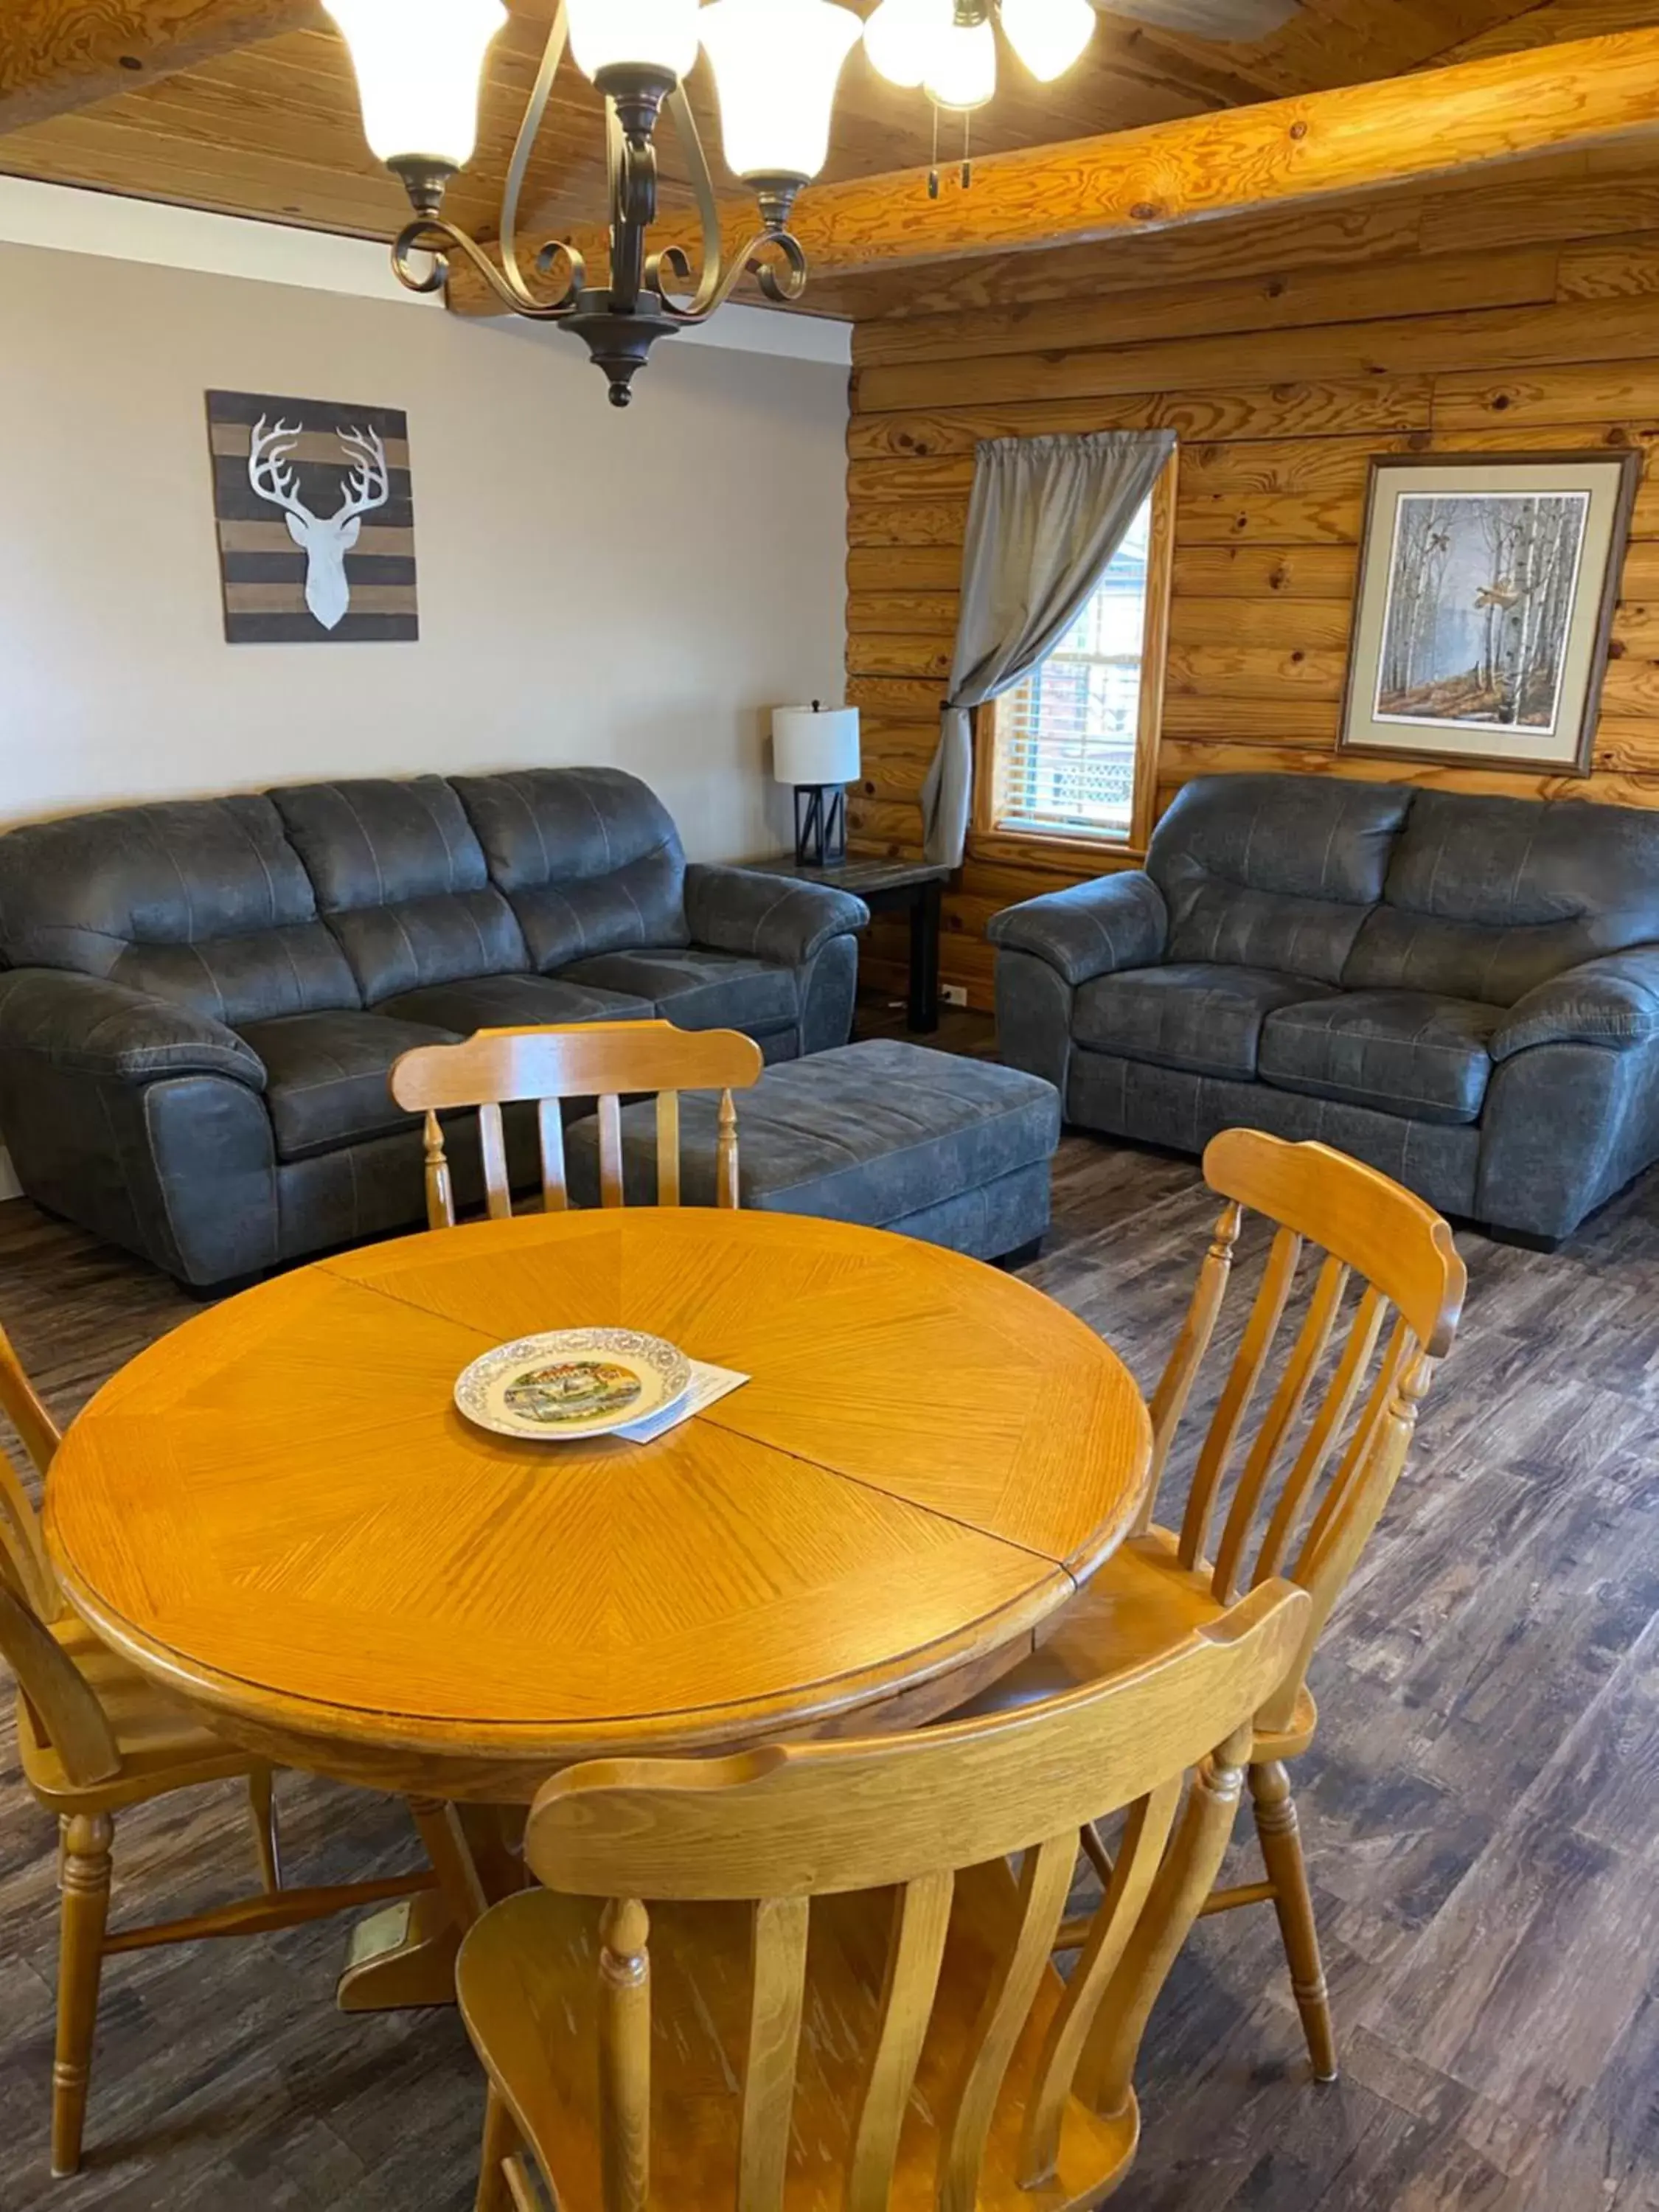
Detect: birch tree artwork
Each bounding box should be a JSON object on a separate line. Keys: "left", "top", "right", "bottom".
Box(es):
{"left": 1374, "top": 490, "right": 1589, "bottom": 732}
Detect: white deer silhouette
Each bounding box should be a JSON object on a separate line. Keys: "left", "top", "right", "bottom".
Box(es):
{"left": 247, "top": 416, "right": 392, "bottom": 632}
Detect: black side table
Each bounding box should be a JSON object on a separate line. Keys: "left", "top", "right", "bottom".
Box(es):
{"left": 747, "top": 855, "right": 951, "bottom": 1033}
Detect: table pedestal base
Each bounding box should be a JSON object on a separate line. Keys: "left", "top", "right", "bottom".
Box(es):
{"left": 337, "top": 1889, "right": 462, "bottom": 2011}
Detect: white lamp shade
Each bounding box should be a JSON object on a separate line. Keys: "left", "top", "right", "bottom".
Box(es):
{"left": 328, "top": 0, "right": 507, "bottom": 167}
{"left": 999, "top": 0, "right": 1095, "bottom": 82}
{"left": 925, "top": 15, "right": 997, "bottom": 108}
{"left": 700, "top": 0, "right": 863, "bottom": 182}
{"left": 863, "top": 0, "right": 953, "bottom": 89}
{"left": 566, "top": 0, "right": 700, "bottom": 82}
{"left": 773, "top": 705, "right": 861, "bottom": 787}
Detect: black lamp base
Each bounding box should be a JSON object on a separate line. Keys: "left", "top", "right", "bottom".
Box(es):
{"left": 793, "top": 785, "right": 848, "bottom": 869}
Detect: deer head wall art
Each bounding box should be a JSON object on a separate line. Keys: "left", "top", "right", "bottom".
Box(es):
{"left": 205, "top": 391, "right": 420, "bottom": 645}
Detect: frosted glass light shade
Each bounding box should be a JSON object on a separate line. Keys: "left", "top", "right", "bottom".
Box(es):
{"left": 1000, "top": 0, "right": 1095, "bottom": 81}
{"left": 773, "top": 706, "right": 861, "bottom": 786}
{"left": 566, "top": 0, "right": 700, "bottom": 82}
{"left": 864, "top": 0, "right": 953, "bottom": 89}
{"left": 701, "top": 0, "right": 863, "bottom": 181}
{"left": 328, "top": 0, "right": 507, "bottom": 167}
{"left": 925, "top": 15, "right": 996, "bottom": 109}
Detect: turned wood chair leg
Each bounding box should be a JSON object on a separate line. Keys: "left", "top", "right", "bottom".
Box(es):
{"left": 52, "top": 1811, "right": 114, "bottom": 2177}
{"left": 247, "top": 1767, "right": 283, "bottom": 1894}
{"left": 1249, "top": 1760, "right": 1339, "bottom": 2084}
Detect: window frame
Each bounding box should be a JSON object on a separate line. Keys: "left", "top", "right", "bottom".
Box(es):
{"left": 971, "top": 450, "right": 1178, "bottom": 873}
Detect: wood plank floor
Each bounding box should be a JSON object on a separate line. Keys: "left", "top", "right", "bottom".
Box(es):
{"left": 1, "top": 999, "right": 1655, "bottom": 2208}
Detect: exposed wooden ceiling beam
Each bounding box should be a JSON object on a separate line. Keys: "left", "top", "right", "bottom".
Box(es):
{"left": 0, "top": 1, "right": 322, "bottom": 134}
{"left": 445, "top": 27, "right": 1659, "bottom": 316}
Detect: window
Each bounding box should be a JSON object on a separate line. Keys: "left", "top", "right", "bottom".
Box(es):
{"left": 978, "top": 457, "right": 1175, "bottom": 858}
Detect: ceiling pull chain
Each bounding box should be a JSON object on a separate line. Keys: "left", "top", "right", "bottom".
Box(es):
{"left": 961, "top": 106, "right": 973, "bottom": 192}
{"left": 928, "top": 97, "right": 941, "bottom": 198}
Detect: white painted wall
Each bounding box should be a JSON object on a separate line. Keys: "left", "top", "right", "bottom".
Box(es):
{"left": 0, "top": 226, "right": 850, "bottom": 863}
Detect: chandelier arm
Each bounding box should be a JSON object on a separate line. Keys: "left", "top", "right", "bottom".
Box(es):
{"left": 491, "top": 0, "right": 573, "bottom": 309}
{"left": 393, "top": 214, "right": 585, "bottom": 319}
{"left": 659, "top": 226, "right": 808, "bottom": 327}
{"left": 647, "top": 83, "right": 730, "bottom": 319}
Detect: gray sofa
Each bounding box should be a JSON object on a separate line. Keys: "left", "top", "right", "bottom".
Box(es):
{"left": 990, "top": 773, "right": 1659, "bottom": 1246}
{"left": 0, "top": 769, "right": 868, "bottom": 1287}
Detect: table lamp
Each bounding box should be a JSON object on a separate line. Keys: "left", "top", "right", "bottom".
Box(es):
{"left": 773, "top": 701, "right": 861, "bottom": 868}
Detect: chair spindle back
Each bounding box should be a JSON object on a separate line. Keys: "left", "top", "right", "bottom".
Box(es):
{"left": 390, "top": 1021, "right": 765, "bottom": 1230}
{"left": 0, "top": 1322, "right": 122, "bottom": 1786}
{"left": 504, "top": 1580, "right": 1311, "bottom": 2212}
{"left": 1138, "top": 1130, "right": 1466, "bottom": 1731}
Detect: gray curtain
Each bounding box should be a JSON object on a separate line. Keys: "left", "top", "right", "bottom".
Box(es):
{"left": 920, "top": 429, "right": 1177, "bottom": 868}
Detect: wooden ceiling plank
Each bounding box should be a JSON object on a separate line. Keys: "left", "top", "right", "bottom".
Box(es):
{"left": 448, "top": 27, "right": 1659, "bottom": 314}
{"left": 0, "top": 1, "right": 320, "bottom": 133}
{"left": 1427, "top": 0, "right": 1659, "bottom": 64}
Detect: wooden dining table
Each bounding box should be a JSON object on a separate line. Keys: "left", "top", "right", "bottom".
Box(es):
{"left": 44, "top": 1206, "right": 1150, "bottom": 2007}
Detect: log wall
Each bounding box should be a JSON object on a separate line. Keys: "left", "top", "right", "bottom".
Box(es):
{"left": 843, "top": 153, "right": 1659, "bottom": 1007}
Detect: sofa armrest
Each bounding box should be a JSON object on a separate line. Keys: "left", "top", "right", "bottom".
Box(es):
{"left": 0, "top": 970, "right": 266, "bottom": 1090}
{"left": 684, "top": 864, "right": 870, "bottom": 967}
{"left": 1492, "top": 949, "right": 1659, "bottom": 1062}
{"left": 987, "top": 871, "right": 1169, "bottom": 987}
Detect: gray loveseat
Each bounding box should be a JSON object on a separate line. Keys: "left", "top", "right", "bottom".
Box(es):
{"left": 990, "top": 773, "right": 1659, "bottom": 1246}
{"left": 0, "top": 768, "right": 868, "bottom": 1287}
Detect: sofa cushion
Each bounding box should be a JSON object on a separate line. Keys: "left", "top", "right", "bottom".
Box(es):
{"left": 453, "top": 768, "right": 689, "bottom": 973}
{"left": 270, "top": 778, "right": 528, "bottom": 1006}
{"left": 1344, "top": 790, "right": 1659, "bottom": 1005}
{"left": 1073, "top": 963, "right": 1336, "bottom": 1081}
{"left": 378, "top": 972, "right": 654, "bottom": 1033}
{"left": 1259, "top": 990, "right": 1503, "bottom": 1126}
{"left": 566, "top": 1038, "right": 1059, "bottom": 1222}
{"left": 238, "top": 1009, "right": 456, "bottom": 1161}
{"left": 1148, "top": 774, "right": 1412, "bottom": 985}
{"left": 557, "top": 948, "right": 798, "bottom": 1037}
{"left": 0, "top": 795, "right": 360, "bottom": 1024}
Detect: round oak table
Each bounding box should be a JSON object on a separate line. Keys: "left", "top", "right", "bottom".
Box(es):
{"left": 46, "top": 1208, "right": 1150, "bottom": 2003}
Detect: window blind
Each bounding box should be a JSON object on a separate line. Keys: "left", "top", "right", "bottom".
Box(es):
{"left": 992, "top": 494, "right": 1153, "bottom": 842}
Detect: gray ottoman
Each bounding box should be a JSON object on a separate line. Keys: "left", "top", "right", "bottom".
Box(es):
{"left": 567, "top": 1038, "right": 1059, "bottom": 1262}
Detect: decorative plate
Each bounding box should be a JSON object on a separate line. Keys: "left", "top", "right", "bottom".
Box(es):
{"left": 454, "top": 1329, "right": 692, "bottom": 1442}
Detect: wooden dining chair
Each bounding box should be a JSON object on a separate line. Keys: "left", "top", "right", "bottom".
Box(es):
{"left": 0, "top": 1321, "right": 438, "bottom": 2178}
{"left": 961, "top": 1129, "right": 1467, "bottom": 2087}
{"left": 390, "top": 1020, "right": 766, "bottom": 1228}
{"left": 456, "top": 1576, "right": 1312, "bottom": 2212}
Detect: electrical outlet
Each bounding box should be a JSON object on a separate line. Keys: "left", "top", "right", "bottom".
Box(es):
{"left": 940, "top": 984, "right": 969, "bottom": 1008}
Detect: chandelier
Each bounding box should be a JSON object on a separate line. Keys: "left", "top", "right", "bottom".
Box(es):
{"left": 327, "top": 0, "right": 1099, "bottom": 407}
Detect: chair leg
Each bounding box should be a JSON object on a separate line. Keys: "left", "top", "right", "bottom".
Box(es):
{"left": 247, "top": 1767, "right": 283, "bottom": 1894}
{"left": 52, "top": 1812, "right": 114, "bottom": 2177}
{"left": 475, "top": 2084, "right": 529, "bottom": 2212}
{"left": 1249, "top": 1760, "right": 1339, "bottom": 2084}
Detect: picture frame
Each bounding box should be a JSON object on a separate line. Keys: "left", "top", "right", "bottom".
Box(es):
{"left": 205, "top": 389, "right": 419, "bottom": 645}
{"left": 1338, "top": 450, "right": 1641, "bottom": 776}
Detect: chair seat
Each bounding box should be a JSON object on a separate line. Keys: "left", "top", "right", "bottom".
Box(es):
{"left": 458, "top": 1862, "right": 1139, "bottom": 2212}
{"left": 17, "top": 1615, "right": 253, "bottom": 1815}
{"left": 1073, "top": 964, "right": 1336, "bottom": 1082}
{"left": 959, "top": 1531, "right": 1317, "bottom": 1759}
{"left": 1258, "top": 990, "right": 1503, "bottom": 1127}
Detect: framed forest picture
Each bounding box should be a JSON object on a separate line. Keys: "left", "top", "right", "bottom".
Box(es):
{"left": 1339, "top": 451, "right": 1641, "bottom": 775}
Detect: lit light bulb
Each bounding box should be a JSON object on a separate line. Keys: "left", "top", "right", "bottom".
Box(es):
{"left": 925, "top": 15, "right": 997, "bottom": 109}
{"left": 700, "top": 0, "right": 863, "bottom": 184}
{"left": 999, "top": 0, "right": 1095, "bottom": 81}
{"left": 565, "top": 0, "right": 700, "bottom": 83}
{"left": 328, "top": 0, "right": 507, "bottom": 167}
{"left": 863, "top": 0, "right": 953, "bottom": 90}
